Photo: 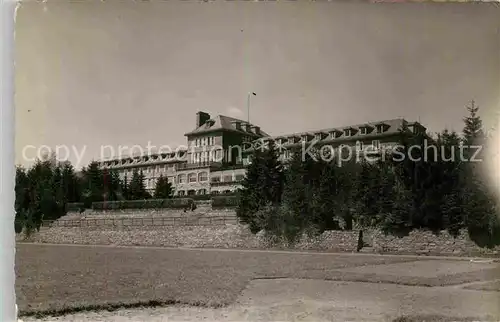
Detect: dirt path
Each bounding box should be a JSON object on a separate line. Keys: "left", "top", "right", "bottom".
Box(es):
{"left": 22, "top": 279, "right": 500, "bottom": 321}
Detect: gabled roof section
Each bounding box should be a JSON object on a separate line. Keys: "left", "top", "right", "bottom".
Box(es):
{"left": 184, "top": 115, "right": 270, "bottom": 137}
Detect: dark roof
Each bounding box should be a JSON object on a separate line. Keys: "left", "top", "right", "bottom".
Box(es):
{"left": 184, "top": 115, "right": 270, "bottom": 137}
{"left": 265, "top": 118, "right": 418, "bottom": 141}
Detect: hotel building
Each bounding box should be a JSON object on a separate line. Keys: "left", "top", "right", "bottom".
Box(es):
{"left": 99, "top": 111, "right": 426, "bottom": 196}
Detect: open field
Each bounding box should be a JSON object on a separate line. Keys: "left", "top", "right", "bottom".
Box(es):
{"left": 20, "top": 278, "right": 500, "bottom": 321}
{"left": 16, "top": 244, "right": 417, "bottom": 314}
{"left": 16, "top": 243, "right": 500, "bottom": 321}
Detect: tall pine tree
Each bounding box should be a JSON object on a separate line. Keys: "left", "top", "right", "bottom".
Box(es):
{"left": 154, "top": 174, "right": 173, "bottom": 199}
{"left": 462, "top": 100, "right": 484, "bottom": 146}
{"left": 129, "top": 169, "right": 150, "bottom": 200}
{"left": 237, "top": 140, "right": 284, "bottom": 233}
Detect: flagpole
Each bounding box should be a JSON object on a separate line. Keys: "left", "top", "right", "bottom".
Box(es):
{"left": 247, "top": 93, "right": 250, "bottom": 124}
{"left": 247, "top": 92, "right": 255, "bottom": 124}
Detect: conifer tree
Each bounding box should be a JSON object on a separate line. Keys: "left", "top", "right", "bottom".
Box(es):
{"left": 15, "top": 166, "right": 29, "bottom": 233}
{"left": 237, "top": 140, "right": 284, "bottom": 233}
{"left": 459, "top": 101, "right": 499, "bottom": 246}
{"left": 80, "top": 161, "right": 105, "bottom": 204}
{"left": 121, "top": 174, "right": 130, "bottom": 200}
{"left": 280, "top": 151, "right": 312, "bottom": 234}
{"left": 61, "top": 163, "right": 80, "bottom": 203}
{"left": 154, "top": 174, "right": 173, "bottom": 199}
{"left": 102, "top": 169, "right": 121, "bottom": 201}
{"left": 352, "top": 160, "right": 380, "bottom": 227}
{"left": 129, "top": 169, "right": 150, "bottom": 200}
{"left": 462, "top": 100, "right": 484, "bottom": 146}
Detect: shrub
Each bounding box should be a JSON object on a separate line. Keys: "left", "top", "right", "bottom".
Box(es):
{"left": 172, "top": 194, "right": 211, "bottom": 201}
{"left": 14, "top": 220, "right": 23, "bottom": 234}
{"left": 65, "top": 202, "right": 86, "bottom": 212}
{"left": 212, "top": 195, "right": 239, "bottom": 208}
{"left": 91, "top": 198, "right": 194, "bottom": 210}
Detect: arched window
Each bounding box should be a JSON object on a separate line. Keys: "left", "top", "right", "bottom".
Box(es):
{"left": 177, "top": 190, "right": 185, "bottom": 196}
{"left": 198, "top": 172, "right": 208, "bottom": 182}
{"left": 188, "top": 173, "right": 197, "bottom": 183}
{"left": 198, "top": 189, "right": 207, "bottom": 195}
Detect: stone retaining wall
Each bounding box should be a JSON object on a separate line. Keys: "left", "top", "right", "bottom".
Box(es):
{"left": 370, "top": 229, "right": 500, "bottom": 256}
{"left": 17, "top": 224, "right": 500, "bottom": 256}
{"left": 65, "top": 208, "right": 236, "bottom": 219}
{"left": 19, "top": 225, "right": 360, "bottom": 252}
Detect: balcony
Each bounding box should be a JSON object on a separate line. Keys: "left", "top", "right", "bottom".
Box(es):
{"left": 174, "top": 161, "right": 222, "bottom": 171}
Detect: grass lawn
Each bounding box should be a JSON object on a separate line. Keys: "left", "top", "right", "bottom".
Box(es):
{"left": 16, "top": 244, "right": 417, "bottom": 316}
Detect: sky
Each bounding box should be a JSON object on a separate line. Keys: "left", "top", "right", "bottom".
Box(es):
{"left": 14, "top": 1, "right": 500, "bottom": 169}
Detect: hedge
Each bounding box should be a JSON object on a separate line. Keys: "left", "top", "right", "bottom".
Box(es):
{"left": 172, "top": 194, "right": 212, "bottom": 201}
{"left": 212, "top": 195, "right": 239, "bottom": 208}
{"left": 65, "top": 202, "right": 86, "bottom": 212}
{"left": 92, "top": 198, "right": 194, "bottom": 210}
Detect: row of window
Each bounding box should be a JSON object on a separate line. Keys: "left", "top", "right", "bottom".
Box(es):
{"left": 272, "top": 140, "right": 381, "bottom": 153}
{"left": 121, "top": 171, "right": 245, "bottom": 186}
{"left": 193, "top": 137, "right": 215, "bottom": 147}
{"left": 356, "top": 140, "right": 381, "bottom": 150}
{"left": 177, "top": 189, "right": 208, "bottom": 196}
{"left": 271, "top": 127, "right": 386, "bottom": 146}
{"left": 192, "top": 150, "right": 223, "bottom": 163}
{"left": 118, "top": 164, "right": 175, "bottom": 177}
{"left": 177, "top": 172, "right": 209, "bottom": 184}
{"left": 210, "top": 174, "right": 245, "bottom": 183}
{"left": 176, "top": 189, "right": 232, "bottom": 196}
{"left": 103, "top": 153, "right": 185, "bottom": 168}
{"left": 271, "top": 140, "right": 381, "bottom": 161}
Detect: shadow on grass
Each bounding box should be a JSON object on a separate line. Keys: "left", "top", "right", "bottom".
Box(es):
{"left": 19, "top": 299, "right": 224, "bottom": 319}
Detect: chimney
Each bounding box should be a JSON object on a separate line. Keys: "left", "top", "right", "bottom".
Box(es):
{"left": 252, "top": 126, "right": 261, "bottom": 135}
{"left": 196, "top": 111, "right": 210, "bottom": 128}
{"left": 232, "top": 121, "right": 241, "bottom": 131}
{"left": 245, "top": 123, "right": 252, "bottom": 132}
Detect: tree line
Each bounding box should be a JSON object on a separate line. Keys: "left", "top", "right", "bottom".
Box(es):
{"left": 15, "top": 159, "right": 172, "bottom": 235}
{"left": 237, "top": 102, "right": 500, "bottom": 248}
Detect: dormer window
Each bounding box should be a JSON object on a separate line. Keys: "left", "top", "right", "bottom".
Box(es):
{"left": 344, "top": 128, "right": 358, "bottom": 137}
{"left": 233, "top": 121, "right": 242, "bottom": 131}
{"left": 359, "top": 125, "right": 374, "bottom": 135}
{"left": 375, "top": 123, "right": 389, "bottom": 134}
{"left": 407, "top": 123, "right": 424, "bottom": 134}
{"left": 314, "top": 132, "right": 325, "bottom": 141}
{"left": 329, "top": 130, "right": 342, "bottom": 139}
{"left": 301, "top": 135, "right": 308, "bottom": 143}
